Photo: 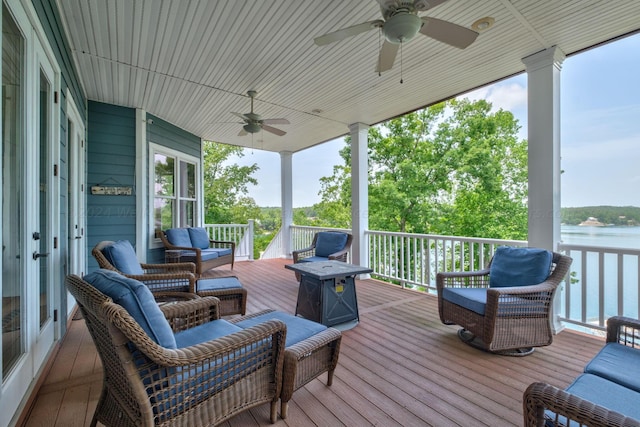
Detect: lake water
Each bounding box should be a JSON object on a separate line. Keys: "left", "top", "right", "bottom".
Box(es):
{"left": 561, "top": 225, "right": 640, "bottom": 249}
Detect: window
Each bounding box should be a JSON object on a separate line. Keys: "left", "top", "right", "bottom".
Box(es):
{"left": 151, "top": 144, "right": 199, "bottom": 231}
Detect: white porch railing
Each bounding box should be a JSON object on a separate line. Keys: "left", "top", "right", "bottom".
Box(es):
{"left": 257, "top": 224, "right": 640, "bottom": 334}
{"left": 557, "top": 242, "right": 640, "bottom": 332}
{"left": 204, "top": 220, "right": 254, "bottom": 260}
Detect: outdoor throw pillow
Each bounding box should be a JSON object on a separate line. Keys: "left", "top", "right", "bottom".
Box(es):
{"left": 83, "top": 269, "right": 177, "bottom": 349}
{"left": 315, "top": 232, "right": 348, "bottom": 257}
{"left": 489, "top": 246, "right": 552, "bottom": 288}
{"left": 101, "top": 240, "right": 144, "bottom": 275}
{"left": 187, "top": 227, "right": 211, "bottom": 249}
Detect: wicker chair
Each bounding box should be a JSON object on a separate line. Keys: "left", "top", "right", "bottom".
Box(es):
{"left": 523, "top": 316, "right": 640, "bottom": 426}
{"left": 436, "top": 248, "right": 572, "bottom": 356}
{"left": 93, "top": 240, "right": 247, "bottom": 315}
{"left": 66, "top": 273, "right": 286, "bottom": 426}
{"left": 92, "top": 240, "right": 197, "bottom": 294}
{"left": 292, "top": 231, "right": 352, "bottom": 280}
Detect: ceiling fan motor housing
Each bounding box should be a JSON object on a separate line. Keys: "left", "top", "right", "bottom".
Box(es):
{"left": 243, "top": 122, "right": 261, "bottom": 134}
{"left": 384, "top": 12, "right": 422, "bottom": 43}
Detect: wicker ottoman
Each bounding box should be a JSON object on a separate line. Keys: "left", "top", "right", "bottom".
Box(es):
{"left": 231, "top": 309, "right": 342, "bottom": 419}
{"left": 196, "top": 276, "right": 247, "bottom": 316}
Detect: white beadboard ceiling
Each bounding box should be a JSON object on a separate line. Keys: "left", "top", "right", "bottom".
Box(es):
{"left": 58, "top": 0, "right": 640, "bottom": 153}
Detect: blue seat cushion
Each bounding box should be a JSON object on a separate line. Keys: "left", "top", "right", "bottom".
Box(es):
{"left": 315, "top": 232, "right": 348, "bottom": 257}
{"left": 83, "top": 269, "right": 176, "bottom": 349}
{"left": 299, "top": 256, "right": 329, "bottom": 263}
{"left": 442, "top": 287, "right": 547, "bottom": 317}
{"left": 197, "top": 277, "right": 243, "bottom": 291}
{"left": 489, "top": 246, "right": 552, "bottom": 288}
{"left": 165, "top": 228, "right": 192, "bottom": 247}
{"left": 235, "top": 311, "right": 327, "bottom": 347}
{"left": 101, "top": 240, "right": 144, "bottom": 275}
{"left": 174, "top": 319, "right": 242, "bottom": 348}
{"left": 585, "top": 343, "right": 640, "bottom": 392}
{"left": 545, "top": 374, "right": 640, "bottom": 423}
{"left": 181, "top": 249, "right": 219, "bottom": 261}
{"left": 442, "top": 288, "right": 488, "bottom": 315}
{"left": 187, "top": 227, "right": 210, "bottom": 249}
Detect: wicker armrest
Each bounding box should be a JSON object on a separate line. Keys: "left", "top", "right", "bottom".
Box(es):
{"left": 607, "top": 316, "right": 640, "bottom": 344}
{"left": 328, "top": 247, "right": 349, "bottom": 261}
{"left": 123, "top": 271, "right": 197, "bottom": 293}
{"left": 160, "top": 296, "right": 221, "bottom": 331}
{"left": 209, "top": 239, "right": 235, "bottom": 250}
{"left": 292, "top": 246, "right": 315, "bottom": 262}
{"left": 436, "top": 269, "right": 491, "bottom": 291}
{"left": 523, "top": 382, "right": 640, "bottom": 427}
{"left": 140, "top": 261, "right": 196, "bottom": 274}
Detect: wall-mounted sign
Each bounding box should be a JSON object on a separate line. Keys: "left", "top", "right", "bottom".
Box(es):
{"left": 91, "top": 186, "right": 132, "bottom": 195}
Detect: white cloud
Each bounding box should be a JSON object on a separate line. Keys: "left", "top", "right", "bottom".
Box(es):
{"left": 463, "top": 82, "right": 528, "bottom": 112}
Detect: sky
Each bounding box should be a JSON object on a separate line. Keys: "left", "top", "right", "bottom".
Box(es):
{"left": 226, "top": 33, "right": 640, "bottom": 208}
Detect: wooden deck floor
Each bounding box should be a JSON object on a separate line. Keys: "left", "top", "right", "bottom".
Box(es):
{"left": 22, "top": 258, "right": 605, "bottom": 426}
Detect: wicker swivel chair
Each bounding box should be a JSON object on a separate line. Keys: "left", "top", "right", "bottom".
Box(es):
{"left": 93, "top": 240, "right": 247, "bottom": 315}
{"left": 291, "top": 231, "right": 352, "bottom": 280}
{"left": 436, "top": 247, "right": 572, "bottom": 356}
{"left": 66, "top": 272, "right": 286, "bottom": 426}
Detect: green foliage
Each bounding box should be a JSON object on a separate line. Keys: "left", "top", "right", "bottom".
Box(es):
{"left": 561, "top": 206, "right": 640, "bottom": 226}
{"left": 202, "top": 141, "right": 259, "bottom": 224}
{"left": 314, "top": 98, "right": 529, "bottom": 239}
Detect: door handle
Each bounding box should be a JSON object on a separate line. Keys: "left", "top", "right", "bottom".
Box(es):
{"left": 75, "top": 236, "right": 82, "bottom": 239}
{"left": 33, "top": 252, "right": 50, "bottom": 260}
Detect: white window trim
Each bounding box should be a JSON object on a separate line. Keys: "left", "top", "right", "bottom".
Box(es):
{"left": 148, "top": 142, "right": 201, "bottom": 248}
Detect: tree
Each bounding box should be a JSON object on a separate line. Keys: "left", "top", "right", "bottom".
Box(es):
{"left": 202, "top": 141, "right": 260, "bottom": 224}
{"left": 315, "top": 98, "right": 529, "bottom": 239}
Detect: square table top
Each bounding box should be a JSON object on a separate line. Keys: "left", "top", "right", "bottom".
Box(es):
{"left": 285, "top": 260, "right": 372, "bottom": 280}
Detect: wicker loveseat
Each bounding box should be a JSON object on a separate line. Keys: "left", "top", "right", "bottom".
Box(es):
{"left": 66, "top": 271, "right": 286, "bottom": 426}
{"left": 523, "top": 316, "right": 640, "bottom": 426}
{"left": 158, "top": 227, "right": 235, "bottom": 276}
{"left": 436, "top": 247, "right": 572, "bottom": 355}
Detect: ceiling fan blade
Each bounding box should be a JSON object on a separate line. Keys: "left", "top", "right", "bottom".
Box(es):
{"left": 314, "top": 20, "right": 383, "bottom": 46}
{"left": 262, "top": 124, "right": 286, "bottom": 136}
{"left": 375, "top": 40, "right": 399, "bottom": 73}
{"left": 231, "top": 112, "right": 249, "bottom": 121}
{"left": 419, "top": 17, "right": 478, "bottom": 49}
{"left": 238, "top": 129, "right": 248, "bottom": 136}
{"left": 262, "top": 118, "right": 290, "bottom": 125}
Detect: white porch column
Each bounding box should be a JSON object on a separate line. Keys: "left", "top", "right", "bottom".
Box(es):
{"left": 280, "top": 151, "right": 294, "bottom": 258}
{"left": 522, "top": 46, "right": 565, "bottom": 251}
{"left": 522, "top": 46, "right": 566, "bottom": 334}
{"left": 349, "top": 123, "right": 369, "bottom": 272}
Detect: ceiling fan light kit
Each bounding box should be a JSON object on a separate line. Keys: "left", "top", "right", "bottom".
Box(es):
{"left": 314, "top": 0, "right": 482, "bottom": 76}
{"left": 231, "top": 90, "right": 289, "bottom": 137}
{"left": 384, "top": 12, "right": 422, "bottom": 43}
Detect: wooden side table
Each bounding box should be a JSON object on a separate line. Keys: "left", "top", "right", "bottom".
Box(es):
{"left": 164, "top": 249, "right": 182, "bottom": 263}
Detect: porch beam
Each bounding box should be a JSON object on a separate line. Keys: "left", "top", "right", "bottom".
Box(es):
{"left": 349, "top": 122, "right": 369, "bottom": 272}
{"left": 280, "top": 151, "right": 293, "bottom": 258}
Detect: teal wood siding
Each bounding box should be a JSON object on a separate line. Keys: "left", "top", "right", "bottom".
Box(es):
{"left": 32, "top": 0, "right": 88, "bottom": 329}
{"left": 87, "top": 102, "right": 137, "bottom": 271}
{"left": 148, "top": 114, "right": 201, "bottom": 157}
{"left": 147, "top": 114, "right": 202, "bottom": 263}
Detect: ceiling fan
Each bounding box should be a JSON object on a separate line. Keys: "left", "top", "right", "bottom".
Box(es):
{"left": 232, "top": 90, "right": 289, "bottom": 136}
{"left": 314, "top": 0, "right": 479, "bottom": 73}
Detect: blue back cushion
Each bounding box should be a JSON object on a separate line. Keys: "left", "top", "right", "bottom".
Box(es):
{"left": 315, "top": 232, "right": 348, "bottom": 257}
{"left": 83, "top": 269, "right": 177, "bottom": 349}
{"left": 489, "top": 246, "right": 553, "bottom": 288}
{"left": 187, "top": 227, "right": 211, "bottom": 249}
{"left": 101, "top": 240, "right": 144, "bottom": 275}
{"left": 165, "top": 228, "right": 192, "bottom": 247}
